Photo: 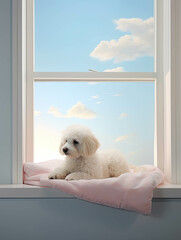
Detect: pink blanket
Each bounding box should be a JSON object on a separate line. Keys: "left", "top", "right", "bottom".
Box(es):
{"left": 24, "top": 159, "right": 164, "bottom": 214}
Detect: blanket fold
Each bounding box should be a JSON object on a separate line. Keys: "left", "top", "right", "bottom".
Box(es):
{"left": 24, "top": 159, "right": 164, "bottom": 214}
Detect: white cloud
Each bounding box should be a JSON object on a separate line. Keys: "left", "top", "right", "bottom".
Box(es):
{"left": 114, "top": 134, "right": 132, "bottom": 142}
{"left": 48, "top": 102, "right": 97, "bottom": 119}
{"left": 96, "top": 101, "right": 102, "bottom": 104}
{"left": 103, "top": 66, "right": 124, "bottom": 72}
{"left": 119, "top": 113, "right": 127, "bottom": 119}
{"left": 90, "top": 17, "right": 154, "bottom": 63}
{"left": 48, "top": 106, "right": 62, "bottom": 118}
{"left": 34, "top": 110, "right": 41, "bottom": 116}
{"left": 91, "top": 95, "right": 99, "bottom": 99}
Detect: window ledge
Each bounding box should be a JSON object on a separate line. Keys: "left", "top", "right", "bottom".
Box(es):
{"left": 0, "top": 184, "right": 74, "bottom": 198}
{"left": 153, "top": 184, "right": 181, "bottom": 198}
{"left": 0, "top": 184, "right": 181, "bottom": 199}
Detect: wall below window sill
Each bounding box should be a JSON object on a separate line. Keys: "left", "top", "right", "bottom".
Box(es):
{"left": 0, "top": 184, "right": 181, "bottom": 199}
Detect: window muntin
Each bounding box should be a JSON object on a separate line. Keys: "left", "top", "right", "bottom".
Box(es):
{"left": 34, "top": 81, "right": 154, "bottom": 164}
{"left": 35, "top": 0, "right": 154, "bottom": 72}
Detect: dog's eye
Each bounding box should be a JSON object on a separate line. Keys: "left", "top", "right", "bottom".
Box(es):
{"left": 73, "top": 139, "right": 79, "bottom": 145}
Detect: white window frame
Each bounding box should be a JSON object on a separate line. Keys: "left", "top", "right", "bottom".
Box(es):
{"left": 12, "top": 0, "right": 181, "bottom": 187}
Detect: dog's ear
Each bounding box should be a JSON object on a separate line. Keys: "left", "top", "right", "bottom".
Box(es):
{"left": 81, "top": 133, "right": 100, "bottom": 158}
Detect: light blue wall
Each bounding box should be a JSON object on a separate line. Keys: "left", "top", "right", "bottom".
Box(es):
{"left": 0, "top": 198, "right": 181, "bottom": 240}
{"left": 0, "top": 1, "right": 181, "bottom": 240}
{"left": 0, "top": 0, "right": 12, "bottom": 184}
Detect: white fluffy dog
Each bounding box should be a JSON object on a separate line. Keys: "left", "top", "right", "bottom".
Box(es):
{"left": 48, "top": 125, "right": 129, "bottom": 181}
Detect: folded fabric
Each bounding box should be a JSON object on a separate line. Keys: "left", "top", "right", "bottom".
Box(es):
{"left": 24, "top": 159, "right": 164, "bottom": 214}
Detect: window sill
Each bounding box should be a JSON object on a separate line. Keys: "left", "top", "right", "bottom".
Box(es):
{"left": 0, "top": 184, "right": 181, "bottom": 199}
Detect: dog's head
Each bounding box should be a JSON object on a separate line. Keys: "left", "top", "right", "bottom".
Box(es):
{"left": 59, "top": 125, "right": 100, "bottom": 159}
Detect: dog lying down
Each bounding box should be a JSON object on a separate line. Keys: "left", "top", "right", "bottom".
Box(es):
{"left": 49, "top": 125, "right": 130, "bottom": 181}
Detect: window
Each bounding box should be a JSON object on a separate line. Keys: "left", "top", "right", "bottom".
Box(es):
{"left": 12, "top": 0, "right": 181, "bottom": 185}
{"left": 30, "top": 0, "right": 155, "bottom": 166}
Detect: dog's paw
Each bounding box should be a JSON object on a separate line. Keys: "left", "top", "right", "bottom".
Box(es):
{"left": 48, "top": 173, "right": 57, "bottom": 179}
{"left": 65, "top": 173, "right": 81, "bottom": 181}
{"left": 48, "top": 170, "right": 66, "bottom": 180}
{"left": 65, "top": 172, "right": 92, "bottom": 181}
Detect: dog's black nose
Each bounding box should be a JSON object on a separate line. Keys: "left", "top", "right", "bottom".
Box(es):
{"left": 63, "top": 147, "right": 68, "bottom": 154}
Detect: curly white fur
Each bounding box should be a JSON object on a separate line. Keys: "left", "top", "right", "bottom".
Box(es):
{"left": 48, "top": 125, "right": 129, "bottom": 181}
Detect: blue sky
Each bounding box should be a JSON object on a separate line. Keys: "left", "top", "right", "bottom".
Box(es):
{"left": 35, "top": 0, "right": 154, "bottom": 72}
{"left": 34, "top": 0, "right": 155, "bottom": 164}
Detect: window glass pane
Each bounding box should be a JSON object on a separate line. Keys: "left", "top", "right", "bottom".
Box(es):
{"left": 34, "top": 82, "right": 155, "bottom": 165}
{"left": 35, "top": 0, "right": 154, "bottom": 72}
